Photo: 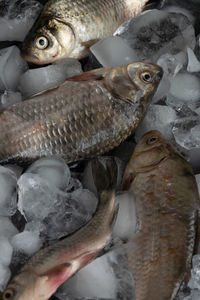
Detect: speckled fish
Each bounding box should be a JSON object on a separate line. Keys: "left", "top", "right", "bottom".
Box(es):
{"left": 22, "top": 0, "right": 149, "bottom": 64}
{"left": 1, "top": 158, "right": 118, "bottom": 300}
{"left": 121, "top": 130, "right": 200, "bottom": 300}
{"left": 0, "top": 62, "right": 163, "bottom": 165}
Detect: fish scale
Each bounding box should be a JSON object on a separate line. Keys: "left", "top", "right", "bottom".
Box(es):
{"left": 0, "top": 63, "right": 162, "bottom": 165}
{"left": 122, "top": 130, "right": 200, "bottom": 300}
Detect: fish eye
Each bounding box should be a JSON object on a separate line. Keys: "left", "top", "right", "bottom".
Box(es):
{"left": 140, "top": 72, "right": 153, "bottom": 83}
{"left": 147, "top": 136, "right": 158, "bottom": 145}
{"left": 2, "top": 289, "right": 14, "bottom": 299}
{"left": 35, "top": 36, "right": 49, "bottom": 50}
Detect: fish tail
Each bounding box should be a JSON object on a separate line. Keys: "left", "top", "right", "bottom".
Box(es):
{"left": 92, "top": 157, "right": 118, "bottom": 228}
{"left": 91, "top": 157, "right": 118, "bottom": 193}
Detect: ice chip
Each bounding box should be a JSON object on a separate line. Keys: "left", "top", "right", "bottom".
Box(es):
{"left": 195, "top": 174, "right": 200, "bottom": 195}
{"left": 0, "top": 46, "right": 28, "bottom": 91}
{"left": 19, "top": 58, "right": 82, "bottom": 98}
{"left": 0, "top": 237, "right": 13, "bottom": 267}
{"left": 187, "top": 48, "right": 200, "bottom": 73}
{"left": 26, "top": 157, "right": 71, "bottom": 190}
{"left": 152, "top": 73, "right": 171, "bottom": 103}
{"left": 0, "top": 264, "right": 11, "bottom": 291}
{"left": 0, "top": 90, "right": 22, "bottom": 109}
{"left": 11, "top": 231, "right": 42, "bottom": 256}
{"left": 90, "top": 36, "right": 138, "bottom": 67}
{"left": 113, "top": 191, "right": 136, "bottom": 242}
{"left": 170, "top": 72, "right": 200, "bottom": 102}
{"left": 116, "top": 10, "right": 195, "bottom": 62}
{"left": 0, "top": 166, "right": 18, "bottom": 216}
{"left": 0, "top": 0, "right": 42, "bottom": 42}
{"left": 135, "top": 104, "right": 177, "bottom": 142}
{"left": 0, "top": 217, "right": 18, "bottom": 239}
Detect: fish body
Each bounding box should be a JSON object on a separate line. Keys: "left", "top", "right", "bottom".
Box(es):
{"left": 2, "top": 158, "right": 118, "bottom": 300}
{"left": 121, "top": 130, "right": 200, "bottom": 300}
{"left": 0, "top": 62, "right": 162, "bottom": 165}
{"left": 22, "top": 0, "right": 149, "bottom": 64}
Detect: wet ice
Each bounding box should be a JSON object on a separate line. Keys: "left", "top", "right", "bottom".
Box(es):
{"left": 19, "top": 58, "right": 83, "bottom": 98}
{"left": 0, "top": 46, "right": 28, "bottom": 91}
{"left": 0, "top": 90, "right": 22, "bottom": 109}
{"left": 0, "top": 166, "right": 18, "bottom": 217}
{"left": 26, "top": 157, "right": 71, "bottom": 190}
{"left": 90, "top": 36, "right": 137, "bottom": 67}
{"left": 135, "top": 104, "right": 177, "bottom": 141}
{"left": 11, "top": 231, "right": 42, "bottom": 256}
{"left": 0, "top": 0, "right": 42, "bottom": 41}
{"left": 115, "top": 9, "right": 195, "bottom": 62}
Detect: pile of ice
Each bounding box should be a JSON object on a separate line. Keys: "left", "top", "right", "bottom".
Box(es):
{"left": 0, "top": 1, "right": 200, "bottom": 299}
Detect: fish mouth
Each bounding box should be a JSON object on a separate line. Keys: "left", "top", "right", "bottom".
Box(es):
{"left": 134, "top": 155, "right": 168, "bottom": 173}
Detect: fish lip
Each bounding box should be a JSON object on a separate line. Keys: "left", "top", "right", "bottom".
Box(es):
{"left": 133, "top": 155, "right": 168, "bottom": 173}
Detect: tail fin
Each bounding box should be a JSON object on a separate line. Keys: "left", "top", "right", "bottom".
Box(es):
{"left": 91, "top": 157, "right": 118, "bottom": 193}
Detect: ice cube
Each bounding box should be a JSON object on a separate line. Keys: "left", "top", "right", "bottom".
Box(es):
{"left": 135, "top": 104, "right": 177, "bottom": 142}
{"left": 82, "top": 157, "right": 125, "bottom": 196}
{"left": 172, "top": 116, "right": 200, "bottom": 150}
{"left": 18, "top": 173, "right": 96, "bottom": 240}
{"left": 152, "top": 73, "right": 171, "bottom": 103}
{"left": 163, "top": 6, "right": 195, "bottom": 24}
{"left": 157, "top": 52, "right": 185, "bottom": 78}
{"left": 116, "top": 10, "right": 195, "bottom": 62}
{"left": 71, "top": 189, "right": 98, "bottom": 215}
{"left": 26, "top": 157, "right": 71, "bottom": 191}
{"left": 11, "top": 231, "right": 42, "bottom": 256}
{"left": 0, "top": 264, "right": 11, "bottom": 291}
{"left": 0, "top": 237, "right": 13, "bottom": 267}
{"left": 90, "top": 36, "right": 138, "bottom": 67}
{"left": 113, "top": 191, "right": 136, "bottom": 242}
{"left": 19, "top": 58, "right": 82, "bottom": 98}
{"left": 187, "top": 48, "right": 200, "bottom": 73}
{"left": 0, "top": 166, "right": 18, "bottom": 217}
{"left": 188, "top": 255, "right": 200, "bottom": 290}
{"left": 172, "top": 116, "right": 200, "bottom": 172}
{"left": 0, "top": 0, "right": 42, "bottom": 42}
{"left": 0, "top": 46, "right": 28, "bottom": 91}
{"left": 170, "top": 72, "right": 200, "bottom": 102}
{"left": 56, "top": 247, "right": 135, "bottom": 300}
{"left": 0, "top": 90, "right": 22, "bottom": 109}
{"left": 0, "top": 217, "right": 18, "bottom": 239}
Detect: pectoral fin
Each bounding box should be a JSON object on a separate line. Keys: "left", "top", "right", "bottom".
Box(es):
{"left": 39, "top": 263, "right": 73, "bottom": 298}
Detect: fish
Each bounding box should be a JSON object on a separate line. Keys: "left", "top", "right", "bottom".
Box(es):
{"left": 22, "top": 0, "right": 149, "bottom": 64}
{"left": 0, "top": 62, "right": 163, "bottom": 165}
{"left": 121, "top": 130, "right": 200, "bottom": 300}
{"left": 1, "top": 158, "right": 118, "bottom": 300}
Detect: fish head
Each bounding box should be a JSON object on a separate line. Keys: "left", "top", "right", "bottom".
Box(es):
{"left": 1, "top": 271, "right": 53, "bottom": 300}
{"left": 22, "top": 18, "right": 75, "bottom": 65}
{"left": 104, "top": 62, "right": 163, "bottom": 107}
{"left": 1, "top": 264, "right": 73, "bottom": 300}
{"left": 122, "top": 130, "right": 172, "bottom": 190}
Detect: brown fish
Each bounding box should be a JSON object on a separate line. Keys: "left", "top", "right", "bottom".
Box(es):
{"left": 22, "top": 0, "right": 149, "bottom": 64}
{"left": 121, "top": 130, "right": 200, "bottom": 300}
{"left": 0, "top": 62, "right": 162, "bottom": 165}
{"left": 1, "top": 158, "right": 118, "bottom": 300}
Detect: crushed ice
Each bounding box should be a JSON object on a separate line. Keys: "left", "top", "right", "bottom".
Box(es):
{"left": 0, "top": 0, "right": 200, "bottom": 299}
